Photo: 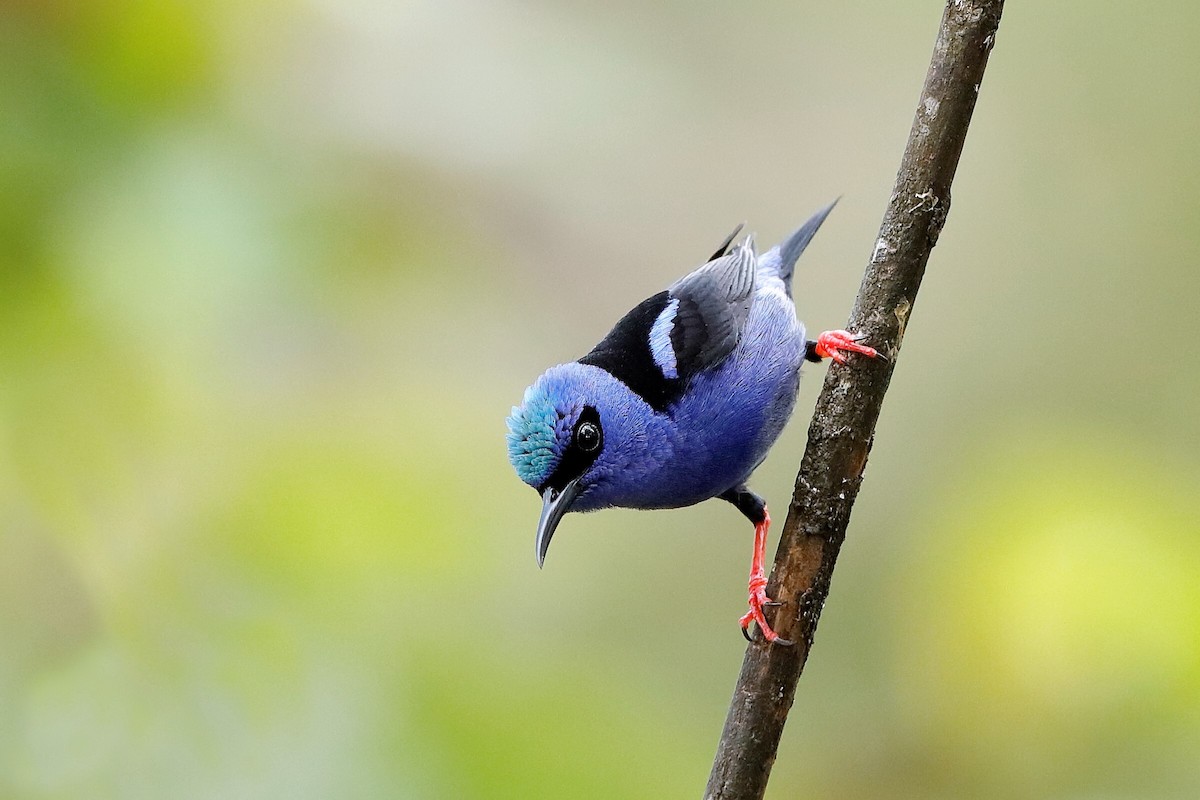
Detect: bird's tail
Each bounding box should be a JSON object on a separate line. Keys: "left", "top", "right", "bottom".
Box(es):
{"left": 760, "top": 199, "right": 839, "bottom": 296}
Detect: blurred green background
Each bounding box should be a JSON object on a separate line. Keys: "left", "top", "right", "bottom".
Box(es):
{"left": 2, "top": 1, "right": 1198, "bottom": 797}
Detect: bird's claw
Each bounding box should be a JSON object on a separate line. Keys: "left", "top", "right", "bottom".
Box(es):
{"left": 740, "top": 615, "right": 794, "bottom": 647}
{"left": 738, "top": 576, "right": 793, "bottom": 646}
{"left": 815, "top": 329, "right": 882, "bottom": 365}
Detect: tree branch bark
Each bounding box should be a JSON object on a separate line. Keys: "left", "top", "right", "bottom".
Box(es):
{"left": 704, "top": 2, "right": 1005, "bottom": 798}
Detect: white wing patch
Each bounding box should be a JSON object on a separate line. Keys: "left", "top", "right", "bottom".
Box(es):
{"left": 648, "top": 297, "right": 680, "bottom": 379}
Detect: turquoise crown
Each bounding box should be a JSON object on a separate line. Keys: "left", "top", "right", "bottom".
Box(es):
{"left": 506, "top": 380, "right": 578, "bottom": 488}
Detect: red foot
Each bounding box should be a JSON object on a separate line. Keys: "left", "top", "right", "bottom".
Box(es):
{"left": 737, "top": 508, "right": 793, "bottom": 645}
{"left": 815, "top": 329, "right": 881, "bottom": 365}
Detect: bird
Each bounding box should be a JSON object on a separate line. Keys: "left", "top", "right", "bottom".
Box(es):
{"left": 505, "top": 202, "right": 880, "bottom": 644}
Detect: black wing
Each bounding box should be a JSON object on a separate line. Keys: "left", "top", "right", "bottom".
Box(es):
{"left": 578, "top": 290, "right": 681, "bottom": 412}
{"left": 666, "top": 236, "right": 756, "bottom": 376}
{"left": 578, "top": 237, "right": 757, "bottom": 413}
{"left": 707, "top": 222, "right": 745, "bottom": 262}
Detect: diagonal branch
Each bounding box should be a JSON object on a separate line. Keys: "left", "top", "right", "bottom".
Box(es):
{"left": 705, "top": 2, "right": 1005, "bottom": 798}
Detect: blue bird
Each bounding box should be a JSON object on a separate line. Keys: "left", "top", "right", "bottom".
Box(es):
{"left": 506, "top": 202, "right": 879, "bottom": 643}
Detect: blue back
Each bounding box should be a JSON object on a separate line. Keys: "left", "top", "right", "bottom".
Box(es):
{"left": 570, "top": 274, "right": 805, "bottom": 512}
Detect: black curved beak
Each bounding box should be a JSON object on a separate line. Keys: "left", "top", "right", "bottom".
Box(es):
{"left": 536, "top": 478, "right": 581, "bottom": 568}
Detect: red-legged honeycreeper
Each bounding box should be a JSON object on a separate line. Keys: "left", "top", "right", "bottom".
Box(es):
{"left": 505, "top": 202, "right": 880, "bottom": 643}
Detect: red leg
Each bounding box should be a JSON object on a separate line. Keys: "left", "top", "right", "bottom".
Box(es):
{"left": 814, "top": 329, "right": 881, "bottom": 365}
{"left": 737, "top": 508, "right": 792, "bottom": 645}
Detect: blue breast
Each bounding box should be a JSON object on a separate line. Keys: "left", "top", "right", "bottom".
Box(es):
{"left": 585, "top": 285, "right": 805, "bottom": 511}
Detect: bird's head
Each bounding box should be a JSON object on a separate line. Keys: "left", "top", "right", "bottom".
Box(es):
{"left": 507, "top": 363, "right": 621, "bottom": 568}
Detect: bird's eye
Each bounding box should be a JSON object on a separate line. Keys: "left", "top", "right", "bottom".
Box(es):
{"left": 575, "top": 421, "right": 601, "bottom": 452}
